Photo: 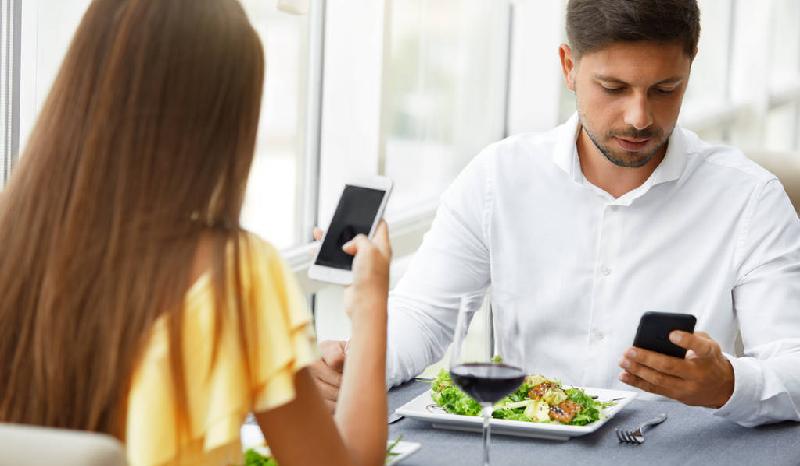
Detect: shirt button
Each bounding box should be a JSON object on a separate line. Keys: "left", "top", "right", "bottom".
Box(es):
{"left": 600, "top": 266, "right": 612, "bottom": 276}
{"left": 591, "top": 329, "right": 605, "bottom": 342}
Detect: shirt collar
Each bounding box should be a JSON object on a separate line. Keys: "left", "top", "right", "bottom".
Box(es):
{"left": 552, "top": 113, "right": 582, "bottom": 180}
{"left": 552, "top": 113, "right": 690, "bottom": 200}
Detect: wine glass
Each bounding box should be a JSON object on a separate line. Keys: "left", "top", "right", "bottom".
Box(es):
{"left": 449, "top": 293, "right": 525, "bottom": 466}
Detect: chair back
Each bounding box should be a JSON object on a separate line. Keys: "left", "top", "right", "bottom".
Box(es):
{"left": 746, "top": 151, "right": 800, "bottom": 214}
{"left": 0, "top": 423, "right": 127, "bottom": 466}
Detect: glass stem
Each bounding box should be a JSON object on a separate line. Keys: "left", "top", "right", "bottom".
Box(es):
{"left": 481, "top": 402, "right": 493, "bottom": 466}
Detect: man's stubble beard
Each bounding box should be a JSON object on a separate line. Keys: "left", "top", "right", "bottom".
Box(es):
{"left": 578, "top": 112, "right": 672, "bottom": 169}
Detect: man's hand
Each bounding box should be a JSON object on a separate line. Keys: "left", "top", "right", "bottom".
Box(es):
{"left": 619, "top": 331, "right": 735, "bottom": 409}
{"left": 309, "top": 340, "right": 347, "bottom": 413}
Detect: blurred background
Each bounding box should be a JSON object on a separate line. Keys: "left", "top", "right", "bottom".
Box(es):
{"left": 1, "top": 0, "right": 799, "bottom": 340}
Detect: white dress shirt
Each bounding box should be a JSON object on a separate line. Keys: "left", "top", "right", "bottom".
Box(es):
{"left": 386, "top": 113, "right": 800, "bottom": 427}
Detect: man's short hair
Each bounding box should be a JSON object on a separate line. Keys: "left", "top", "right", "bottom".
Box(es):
{"left": 566, "top": 0, "right": 700, "bottom": 59}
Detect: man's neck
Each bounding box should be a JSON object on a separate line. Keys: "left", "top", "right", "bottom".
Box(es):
{"left": 576, "top": 128, "right": 666, "bottom": 198}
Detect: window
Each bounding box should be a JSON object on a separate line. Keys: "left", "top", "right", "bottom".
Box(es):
{"left": 681, "top": 0, "right": 734, "bottom": 136}
{"left": 763, "top": 0, "right": 800, "bottom": 152}
{"left": 768, "top": 0, "right": 800, "bottom": 90}
{"left": 764, "top": 102, "right": 798, "bottom": 152}
{"left": 18, "top": 0, "right": 92, "bottom": 155}
{"left": 728, "top": 0, "right": 800, "bottom": 153}
{"left": 381, "top": 0, "right": 509, "bottom": 215}
{"left": 239, "top": 0, "right": 312, "bottom": 249}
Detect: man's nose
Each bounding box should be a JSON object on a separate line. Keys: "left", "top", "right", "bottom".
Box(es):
{"left": 623, "top": 93, "right": 653, "bottom": 131}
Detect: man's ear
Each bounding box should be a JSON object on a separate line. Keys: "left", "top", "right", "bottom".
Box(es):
{"left": 559, "top": 44, "right": 577, "bottom": 92}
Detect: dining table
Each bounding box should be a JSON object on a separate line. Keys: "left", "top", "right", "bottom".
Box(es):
{"left": 388, "top": 380, "right": 800, "bottom": 466}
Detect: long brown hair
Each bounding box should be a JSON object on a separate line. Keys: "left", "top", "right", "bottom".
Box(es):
{"left": 0, "top": 0, "right": 264, "bottom": 439}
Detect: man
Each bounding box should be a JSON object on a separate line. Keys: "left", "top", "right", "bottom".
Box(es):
{"left": 312, "top": 0, "right": 800, "bottom": 426}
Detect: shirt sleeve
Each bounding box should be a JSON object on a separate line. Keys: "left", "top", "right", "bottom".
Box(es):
{"left": 242, "top": 235, "right": 319, "bottom": 412}
{"left": 386, "top": 146, "right": 494, "bottom": 387}
{"left": 715, "top": 178, "right": 800, "bottom": 426}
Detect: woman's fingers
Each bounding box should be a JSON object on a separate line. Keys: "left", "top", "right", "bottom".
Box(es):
{"left": 371, "top": 220, "right": 392, "bottom": 259}
{"left": 340, "top": 221, "right": 390, "bottom": 258}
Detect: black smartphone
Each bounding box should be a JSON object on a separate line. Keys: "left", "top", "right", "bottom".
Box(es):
{"left": 308, "top": 177, "right": 392, "bottom": 285}
{"left": 632, "top": 311, "right": 697, "bottom": 358}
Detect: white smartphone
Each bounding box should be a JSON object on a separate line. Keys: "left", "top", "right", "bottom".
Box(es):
{"left": 308, "top": 177, "right": 393, "bottom": 285}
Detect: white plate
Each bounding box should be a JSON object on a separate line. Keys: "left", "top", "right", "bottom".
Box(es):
{"left": 241, "top": 425, "right": 420, "bottom": 465}
{"left": 395, "top": 387, "right": 637, "bottom": 441}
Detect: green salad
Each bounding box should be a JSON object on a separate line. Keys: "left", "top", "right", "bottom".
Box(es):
{"left": 243, "top": 436, "right": 404, "bottom": 466}
{"left": 431, "top": 369, "right": 614, "bottom": 426}
{"left": 243, "top": 449, "right": 278, "bottom": 466}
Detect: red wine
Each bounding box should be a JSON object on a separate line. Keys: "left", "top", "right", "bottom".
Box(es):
{"left": 450, "top": 363, "right": 526, "bottom": 403}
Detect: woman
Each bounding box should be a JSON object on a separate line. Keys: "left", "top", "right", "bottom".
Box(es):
{"left": 0, "top": 1, "right": 390, "bottom": 465}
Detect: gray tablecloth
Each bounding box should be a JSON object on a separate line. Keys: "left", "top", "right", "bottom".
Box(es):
{"left": 388, "top": 381, "right": 800, "bottom": 466}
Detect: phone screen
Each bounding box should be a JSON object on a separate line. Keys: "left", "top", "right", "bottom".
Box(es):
{"left": 315, "top": 185, "right": 387, "bottom": 270}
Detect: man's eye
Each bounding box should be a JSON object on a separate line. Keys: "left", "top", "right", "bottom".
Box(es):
{"left": 654, "top": 87, "right": 677, "bottom": 95}
{"left": 602, "top": 86, "right": 624, "bottom": 94}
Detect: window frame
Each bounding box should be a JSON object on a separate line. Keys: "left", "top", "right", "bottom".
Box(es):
{"left": 1, "top": 0, "right": 21, "bottom": 188}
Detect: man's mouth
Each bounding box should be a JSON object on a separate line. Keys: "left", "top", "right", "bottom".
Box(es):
{"left": 614, "top": 136, "right": 651, "bottom": 152}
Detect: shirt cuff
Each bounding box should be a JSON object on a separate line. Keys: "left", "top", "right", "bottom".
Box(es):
{"left": 713, "top": 354, "right": 763, "bottom": 426}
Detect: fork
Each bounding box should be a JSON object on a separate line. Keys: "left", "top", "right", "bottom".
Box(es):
{"left": 615, "top": 413, "right": 668, "bottom": 445}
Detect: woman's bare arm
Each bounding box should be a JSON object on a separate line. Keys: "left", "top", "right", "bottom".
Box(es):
{"left": 256, "top": 222, "right": 391, "bottom": 466}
